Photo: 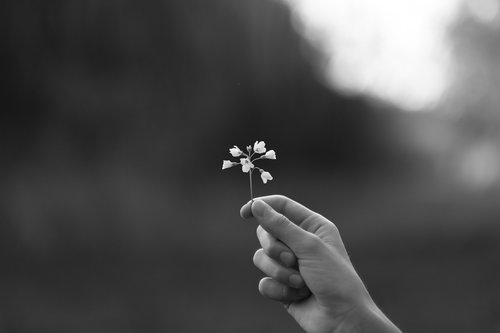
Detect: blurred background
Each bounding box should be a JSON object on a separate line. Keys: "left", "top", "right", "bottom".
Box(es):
{"left": 1, "top": 0, "right": 500, "bottom": 332}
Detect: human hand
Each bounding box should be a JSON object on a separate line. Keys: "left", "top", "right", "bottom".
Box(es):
{"left": 241, "top": 195, "right": 401, "bottom": 333}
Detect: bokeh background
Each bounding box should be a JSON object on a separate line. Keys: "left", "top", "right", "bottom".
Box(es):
{"left": 2, "top": 0, "right": 500, "bottom": 332}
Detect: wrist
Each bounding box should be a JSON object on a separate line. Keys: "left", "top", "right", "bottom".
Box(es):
{"left": 332, "top": 300, "right": 401, "bottom": 333}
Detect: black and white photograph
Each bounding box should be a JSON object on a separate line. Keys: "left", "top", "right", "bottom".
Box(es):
{"left": 2, "top": 1, "right": 500, "bottom": 332}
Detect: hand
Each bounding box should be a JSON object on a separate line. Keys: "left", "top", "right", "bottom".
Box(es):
{"left": 241, "top": 195, "right": 401, "bottom": 333}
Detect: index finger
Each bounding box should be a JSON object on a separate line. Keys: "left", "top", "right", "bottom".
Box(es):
{"left": 240, "top": 195, "right": 318, "bottom": 226}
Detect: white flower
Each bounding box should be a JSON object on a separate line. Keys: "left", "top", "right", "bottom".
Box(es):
{"left": 264, "top": 150, "right": 276, "bottom": 160}
{"left": 240, "top": 158, "right": 254, "bottom": 173}
{"left": 253, "top": 141, "right": 266, "bottom": 154}
{"left": 222, "top": 160, "right": 235, "bottom": 170}
{"left": 229, "top": 146, "right": 243, "bottom": 157}
{"left": 260, "top": 171, "right": 273, "bottom": 184}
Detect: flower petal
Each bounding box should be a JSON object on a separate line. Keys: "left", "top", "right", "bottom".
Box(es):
{"left": 229, "top": 146, "right": 242, "bottom": 157}
{"left": 260, "top": 171, "right": 273, "bottom": 184}
{"left": 264, "top": 150, "right": 276, "bottom": 159}
{"left": 253, "top": 141, "right": 266, "bottom": 154}
{"left": 222, "top": 160, "right": 235, "bottom": 170}
{"left": 240, "top": 158, "right": 254, "bottom": 173}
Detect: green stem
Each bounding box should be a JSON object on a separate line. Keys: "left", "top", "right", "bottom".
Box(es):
{"left": 249, "top": 169, "right": 254, "bottom": 202}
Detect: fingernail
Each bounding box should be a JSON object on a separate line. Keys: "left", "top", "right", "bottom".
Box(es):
{"left": 289, "top": 274, "right": 304, "bottom": 288}
{"left": 280, "top": 252, "right": 295, "bottom": 267}
{"left": 252, "top": 200, "right": 269, "bottom": 218}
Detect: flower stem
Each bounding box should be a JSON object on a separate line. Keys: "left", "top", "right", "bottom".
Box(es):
{"left": 249, "top": 169, "right": 254, "bottom": 202}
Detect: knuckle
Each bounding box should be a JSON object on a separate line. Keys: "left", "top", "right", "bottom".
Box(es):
{"left": 275, "top": 194, "right": 287, "bottom": 202}
{"left": 329, "top": 220, "right": 340, "bottom": 234}
{"left": 316, "top": 212, "right": 339, "bottom": 234}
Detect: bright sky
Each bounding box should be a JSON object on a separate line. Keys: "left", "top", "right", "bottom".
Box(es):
{"left": 282, "top": 0, "right": 470, "bottom": 111}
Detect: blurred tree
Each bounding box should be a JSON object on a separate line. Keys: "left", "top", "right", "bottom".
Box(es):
{"left": 0, "top": 0, "right": 407, "bottom": 256}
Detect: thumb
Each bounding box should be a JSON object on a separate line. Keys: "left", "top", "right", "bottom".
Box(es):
{"left": 251, "top": 200, "right": 314, "bottom": 254}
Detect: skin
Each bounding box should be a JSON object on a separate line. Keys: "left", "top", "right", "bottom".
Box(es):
{"left": 241, "top": 195, "right": 401, "bottom": 333}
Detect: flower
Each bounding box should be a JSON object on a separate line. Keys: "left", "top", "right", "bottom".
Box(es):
{"left": 260, "top": 171, "right": 273, "bottom": 184}
{"left": 253, "top": 141, "right": 266, "bottom": 154}
{"left": 229, "top": 146, "right": 243, "bottom": 157}
{"left": 222, "top": 160, "right": 235, "bottom": 169}
{"left": 222, "top": 140, "right": 277, "bottom": 200}
{"left": 240, "top": 158, "right": 254, "bottom": 173}
{"left": 264, "top": 150, "right": 276, "bottom": 159}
